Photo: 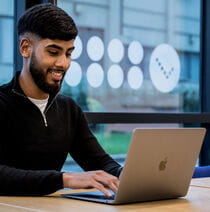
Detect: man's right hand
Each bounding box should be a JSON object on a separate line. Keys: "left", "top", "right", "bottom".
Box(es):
{"left": 62, "top": 170, "right": 120, "bottom": 196}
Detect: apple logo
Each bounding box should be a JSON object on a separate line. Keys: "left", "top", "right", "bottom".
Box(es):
{"left": 159, "top": 157, "right": 168, "bottom": 171}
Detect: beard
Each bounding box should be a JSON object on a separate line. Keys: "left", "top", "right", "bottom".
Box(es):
{"left": 29, "top": 52, "right": 65, "bottom": 95}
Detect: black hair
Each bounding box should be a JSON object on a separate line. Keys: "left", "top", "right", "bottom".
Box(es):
{"left": 18, "top": 3, "right": 78, "bottom": 40}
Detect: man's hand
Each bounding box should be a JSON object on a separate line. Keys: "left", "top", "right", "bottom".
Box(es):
{"left": 62, "top": 170, "right": 120, "bottom": 196}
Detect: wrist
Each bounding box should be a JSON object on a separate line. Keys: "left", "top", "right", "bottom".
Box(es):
{"left": 62, "top": 172, "right": 73, "bottom": 188}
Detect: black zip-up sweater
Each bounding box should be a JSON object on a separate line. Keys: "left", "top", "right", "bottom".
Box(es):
{"left": 0, "top": 72, "right": 122, "bottom": 196}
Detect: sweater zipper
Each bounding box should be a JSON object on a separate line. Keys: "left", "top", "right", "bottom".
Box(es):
{"left": 42, "top": 94, "right": 58, "bottom": 127}
{"left": 12, "top": 89, "right": 58, "bottom": 127}
{"left": 42, "top": 113, "right": 48, "bottom": 127}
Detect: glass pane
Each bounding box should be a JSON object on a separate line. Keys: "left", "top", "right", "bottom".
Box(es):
{"left": 0, "top": 0, "right": 14, "bottom": 16}
{"left": 0, "top": 65, "right": 14, "bottom": 85}
{"left": 0, "top": 18, "right": 14, "bottom": 63}
{"left": 62, "top": 123, "right": 182, "bottom": 172}
{"left": 0, "top": 0, "right": 14, "bottom": 86}
{"left": 91, "top": 123, "right": 182, "bottom": 154}
{"left": 58, "top": 0, "right": 201, "bottom": 113}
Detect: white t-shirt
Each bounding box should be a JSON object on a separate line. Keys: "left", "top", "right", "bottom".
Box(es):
{"left": 28, "top": 96, "right": 49, "bottom": 114}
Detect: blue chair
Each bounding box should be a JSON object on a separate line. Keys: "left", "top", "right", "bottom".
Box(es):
{"left": 192, "top": 166, "right": 210, "bottom": 178}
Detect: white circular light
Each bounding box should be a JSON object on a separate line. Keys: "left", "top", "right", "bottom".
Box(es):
{"left": 108, "top": 39, "right": 124, "bottom": 63}
{"left": 127, "top": 66, "right": 143, "bottom": 90}
{"left": 128, "top": 41, "right": 144, "bottom": 64}
{"left": 107, "top": 64, "right": 124, "bottom": 89}
{"left": 86, "top": 63, "right": 104, "bottom": 88}
{"left": 149, "top": 43, "right": 181, "bottom": 93}
{"left": 87, "top": 36, "right": 104, "bottom": 61}
{"left": 71, "top": 36, "right": 82, "bottom": 60}
{"left": 64, "top": 61, "right": 82, "bottom": 87}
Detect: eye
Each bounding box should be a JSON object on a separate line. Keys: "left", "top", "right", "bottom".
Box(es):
{"left": 48, "top": 50, "right": 58, "bottom": 56}
{"left": 66, "top": 53, "right": 72, "bottom": 57}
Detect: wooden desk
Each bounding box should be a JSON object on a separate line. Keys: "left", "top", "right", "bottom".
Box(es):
{"left": 190, "top": 177, "right": 210, "bottom": 188}
{"left": 1, "top": 180, "right": 210, "bottom": 212}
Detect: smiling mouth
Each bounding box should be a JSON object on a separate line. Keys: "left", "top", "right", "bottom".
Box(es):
{"left": 48, "top": 69, "right": 65, "bottom": 81}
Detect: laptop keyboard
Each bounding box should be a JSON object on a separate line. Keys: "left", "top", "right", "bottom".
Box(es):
{"left": 97, "top": 194, "right": 115, "bottom": 200}
{"left": 80, "top": 193, "right": 115, "bottom": 200}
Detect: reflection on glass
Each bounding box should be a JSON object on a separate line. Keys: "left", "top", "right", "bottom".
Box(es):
{"left": 149, "top": 43, "right": 181, "bottom": 93}
{"left": 65, "top": 61, "right": 82, "bottom": 87}
{"left": 58, "top": 0, "right": 201, "bottom": 113}
{"left": 127, "top": 66, "right": 143, "bottom": 90}
{"left": 107, "top": 64, "right": 124, "bottom": 89}
{"left": 87, "top": 36, "right": 104, "bottom": 61}
{"left": 86, "top": 63, "right": 104, "bottom": 88}
{"left": 71, "top": 36, "right": 83, "bottom": 60}
{"left": 108, "top": 39, "right": 124, "bottom": 63}
{"left": 128, "top": 41, "right": 144, "bottom": 65}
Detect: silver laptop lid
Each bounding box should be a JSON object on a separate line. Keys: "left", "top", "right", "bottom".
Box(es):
{"left": 115, "top": 128, "right": 206, "bottom": 204}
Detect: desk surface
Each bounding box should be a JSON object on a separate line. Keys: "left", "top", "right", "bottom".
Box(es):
{"left": 0, "top": 178, "right": 210, "bottom": 212}
{"left": 190, "top": 177, "right": 210, "bottom": 188}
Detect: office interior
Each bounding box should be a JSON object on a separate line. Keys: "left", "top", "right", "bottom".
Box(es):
{"left": 1, "top": 0, "right": 210, "bottom": 169}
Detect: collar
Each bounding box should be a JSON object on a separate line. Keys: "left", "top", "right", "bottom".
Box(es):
{"left": 11, "top": 71, "right": 58, "bottom": 104}
{"left": 11, "top": 71, "right": 26, "bottom": 96}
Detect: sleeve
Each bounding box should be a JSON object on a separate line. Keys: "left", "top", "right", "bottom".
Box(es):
{"left": 0, "top": 165, "right": 63, "bottom": 196}
{"left": 0, "top": 97, "right": 63, "bottom": 196}
{"left": 69, "top": 106, "right": 123, "bottom": 177}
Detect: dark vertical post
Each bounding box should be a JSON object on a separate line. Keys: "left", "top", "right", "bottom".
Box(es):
{"left": 13, "top": 0, "right": 57, "bottom": 74}
{"left": 200, "top": 0, "right": 210, "bottom": 165}
{"left": 13, "top": 0, "right": 25, "bottom": 73}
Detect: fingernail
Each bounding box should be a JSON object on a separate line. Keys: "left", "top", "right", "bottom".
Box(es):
{"left": 107, "top": 192, "right": 112, "bottom": 197}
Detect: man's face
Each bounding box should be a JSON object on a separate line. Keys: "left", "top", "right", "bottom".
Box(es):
{"left": 29, "top": 38, "right": 75, "bottom": 95}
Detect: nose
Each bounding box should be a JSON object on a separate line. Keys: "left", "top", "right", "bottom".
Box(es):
{"left": 54, "top": 55, "right": 70, "bottom": 69}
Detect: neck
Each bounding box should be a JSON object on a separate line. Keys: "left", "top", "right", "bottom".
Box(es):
{"left": 19, "top": 69, "right": 49, "bottom": 100}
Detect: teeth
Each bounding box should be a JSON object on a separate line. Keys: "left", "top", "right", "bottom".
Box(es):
{"left": 50, "top": 69, "right": 63, "bottom": 76}
{"left": 52, "top": 72, "right": 62, "bottom": 76}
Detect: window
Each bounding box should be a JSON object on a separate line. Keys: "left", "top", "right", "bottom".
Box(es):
{"left": 58, "top": 0, "right": 201, "bottom": 113}
{"left": 0, "top": 0, "right": 14, "bottom": 85}
{"left": 5, "top": 0, "right": 208, "bottom": 167}
{"left": 57, "top": 0, "right": 202, "bottom": 168}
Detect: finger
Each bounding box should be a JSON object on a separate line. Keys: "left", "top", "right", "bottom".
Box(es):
{"left": 94, "top": 174, "right": 119, "bottom": 193}
{"left": 108, "top": 182, "right": 118, "bottom": 194}
{"left": 94, "top": 181, "right": 112, "bottom": 197}
{"left": 112, "top": 178, "right": 120, "bottom": 190}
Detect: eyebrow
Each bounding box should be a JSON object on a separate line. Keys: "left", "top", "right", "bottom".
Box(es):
{"left": 45, "top": 44, "right": 75, "bottom": 51}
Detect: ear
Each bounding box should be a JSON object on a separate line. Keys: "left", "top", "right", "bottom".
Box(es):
{"left": 19, "top": 38, "right": 32, "bottom": 58}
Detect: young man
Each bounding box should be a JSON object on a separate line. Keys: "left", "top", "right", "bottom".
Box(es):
{"left": 0, "top": 3, "right": 122, "bottom": 196}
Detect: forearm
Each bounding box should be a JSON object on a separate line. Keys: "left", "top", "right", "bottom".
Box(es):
{"left": 0, "top": 164, "right": 63, "bottom": 196}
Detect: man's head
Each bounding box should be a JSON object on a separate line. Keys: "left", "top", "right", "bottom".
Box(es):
{"left": 18, "top": 3, "right": 78, "bottom": 95}
{"left": 18, "top": 3, "right": 78, "bottom": 40}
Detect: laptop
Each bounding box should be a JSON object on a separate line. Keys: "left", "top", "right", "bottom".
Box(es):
{"left": 61, "top": 128, "right": 206, "bottom": 204}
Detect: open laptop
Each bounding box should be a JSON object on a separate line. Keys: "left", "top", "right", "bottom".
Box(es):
{"left": 61, "top": 128, "right": 206, "bottom": 204}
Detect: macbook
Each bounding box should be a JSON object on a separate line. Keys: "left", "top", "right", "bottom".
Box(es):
{"left": 61, "top": 128, "right": 206, "bottom": 204}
